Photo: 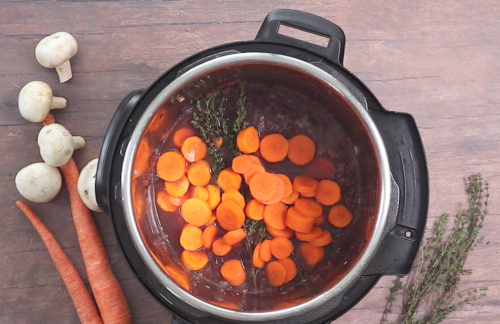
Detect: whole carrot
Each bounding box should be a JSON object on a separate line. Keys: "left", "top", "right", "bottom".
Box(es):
{"left": 61, "top": 158, "right": 131, "bottom": 324}
{"left": 16, "top": 201, "right": 103, "bottom": 324}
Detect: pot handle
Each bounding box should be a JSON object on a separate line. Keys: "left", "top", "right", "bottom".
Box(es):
{"left": 364, "top": 111, "right": 429, "bottom": 275}
{"left": 96, "top": 90, "right": 144, "bottom": 213}
{"left": 256, "top": 9, "right": 345, "bottom": 64}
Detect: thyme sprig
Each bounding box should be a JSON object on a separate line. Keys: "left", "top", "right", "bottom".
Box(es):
{"left": 381, "top": 174, "right": 489, "bottom": 324}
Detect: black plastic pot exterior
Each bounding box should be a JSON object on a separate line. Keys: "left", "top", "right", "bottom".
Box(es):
{"left": 96, "top": 9, "right": 428, "bottom": 324}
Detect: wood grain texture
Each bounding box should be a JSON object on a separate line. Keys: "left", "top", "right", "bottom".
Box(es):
{"left": 0, "top": 0, "right": 498, "bottom": 323}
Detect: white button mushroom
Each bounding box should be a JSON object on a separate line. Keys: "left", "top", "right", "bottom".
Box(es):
{"left": 37, "top": 123, "right": 86, "bottom": 167}
{"left": 35, "top": 32, "right": 78, "bottom": 83}
{"left": 18, "top": 81, "right": 67, "bottom": 123}
{"left": 77, "top": 158, "right": 102, "bottom": 212}
{"left": 15, "top": 162, "right": 62, "bottom": 203}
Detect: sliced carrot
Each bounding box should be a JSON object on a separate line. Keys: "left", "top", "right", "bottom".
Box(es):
{"left": 277, "top": 258, "right": 297, "bottom": 283}
{"left": 310, "top": 230, "right": 333, "bottom": 247}
{"left": 187, "top": 160, "right": 211, "bottom": 187}
{"left": 236, "top": 126, "right": 260, "bottom": 154}
{"left": 245, "top": 199, "right": 265, "bottom": 221}
{"left": 179, "top": 225, "right": 203, "bottom": 251}
{"left": 295, "top": 227, "right": 323, "bottom": 241}
{"left": 201, "top": 224, "right": 217, "bottom": 249}
{"left": 164, "top": 175, "right": 190, "bottom": 197}
{"left": 266, "top": 261, "right": 287, "bottom": 287}
{"left": 294, "top": 198, "right": 323, "bottom": 218}
{"left": 263, "top": 202, "right": 287, "bottom": 230}
{"left": 270, "top": 237, "right": 294, "bottom": 259}
{"left": 181, "top": 136, "right": 207, "bottom": 162}
{"left": 207, "top": 185, "right": 221, "bottom": 210}
{"left": 221, "top": 260, "right": 246, "bottom": 286}
{"left": 181, "top": 250, "right": 208, "bottom": 271}
{"left": 315, "top": 215, "right": 325, "bottom": 225}
{"left": 205, "top": 214, "right": 216, "bottom": 225}
{"left": 259, "top": 134, "right": 288, "bottom": 163}
{"left": 215, "top": 200, "right": 245, "bottom": 231}
{"left": 287, "top": 134, "right": 316, "bottom": 166}
{"left": 156, "top": 190, "right": 177, "bottom": 212}
{"left": 261, "top": 175, "right": 286, "bottom": 205}
{"left": 181, "top": 198, "right": 212, "bottom": 227}
{"left": 193, "top": 186, "right": 209, "bottom": 201}
{"left": 222, "top": 188, "right": 245, "bottom": 209}
{"left": 217, "top": 168, "right": 242, "bottom": 192}
{"left": 286, "top": 207, "right": 315, "bottom": 233}
{"left": 222, "top": 228, "right": 247, "bottom": 246}
{"left": 281, "top": 190, "right": 299, "bottom": 205}
{"left": 315, "top": 180, "right": 341, "bottom": 206}
{"left": 173, "top": 127, "right": 195, "bottom": 147}
{"left": 266, "top": 225, "right": 294, "bottom": 238}
{"left": 298, "top": 243, "right": 324, "bottom": 266}
{"left": 243, "top": 164, "right": 266, "bottom": 184}
{"left": 232, "top": 154, "right": 260, "bottom": 174}
{"left": 328, "top": 204, "right": 353, "bottom": 228}
{"left": 249, "top": 172, "right": 279, "bottom": 202}
{"left": 168, "top": 194, "right": 188, "bottom": 207}
{"left": 277, "top": 174, "right": 293, "bottom": 198}
{"left": 293, "top": 176, "right": 318, "bottom": 198}
{"left": 212, "top": 239, "right": 232, "bottom": 256}
{"left": 156, "top": 151, "right": 186, "bottom": 181}
{"left": 252, "top": 243, "right": 265, "bottom": 268}
{"left": 259, "top": 239, "right": 272, "bottom": 262}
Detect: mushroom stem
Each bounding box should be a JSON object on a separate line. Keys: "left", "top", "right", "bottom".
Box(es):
{"left": 55, "top": 60, "right": 72, "bottom": 83}
{"left": 51, "top": 96, "right": 67, "bottom": 109}
{"left": 72, "top": 136, "right": 86, "bottom": 150}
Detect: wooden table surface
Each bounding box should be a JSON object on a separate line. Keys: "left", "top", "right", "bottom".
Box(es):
{"left": 1, "top": 1, "right": 498, "bottom": 323}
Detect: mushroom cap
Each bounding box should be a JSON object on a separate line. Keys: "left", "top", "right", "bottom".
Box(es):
{"left": 77, "top": 158, "right": 102, "bottom": 212}
{"left": 15, "top": 162, "right": 62, "bottom": 203}
{"left": 35, "top": 32, "right": 78, "bottom": 68}
{"left": 18, "top": 81, "right": 53, "bottom": 122}
{"left": 38, "top": 123, "right": 76, "bottom": 167}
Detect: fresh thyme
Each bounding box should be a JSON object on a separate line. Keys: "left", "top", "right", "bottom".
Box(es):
{"left": 381, "top": 174, "right": 489, "bottom": 324}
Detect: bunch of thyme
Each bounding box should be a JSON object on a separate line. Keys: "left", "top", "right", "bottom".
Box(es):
{"left": 381, "top": 174, "right": 489, "bottom": 324}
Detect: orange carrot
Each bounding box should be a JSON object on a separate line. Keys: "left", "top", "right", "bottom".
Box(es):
{"left": 16, "top": 201, "right": 103, "bottom": 324}
{"left": 315, "top": 215, "right": 325, "bottom": 225}
{"left": 179, "top": 225, "right": 203, "bottom": 251}
{"left": 180, "top": 198, "right": 212, "bottom": 227}
{"left": 168, "top": 194, "right": 188, "bottom": 207}
{"left": 287, "top": 134, "right": 316, "bottom": 166}
{"left": 216, "top": 200, "right": 245, "bottom": 231}
{"left": 222, "top": 228, "right": 246, "bottom": 246}
{"left": 276, "top": 174, "right": 293, "bottom": 198}
{"left": 259, "top": 239, "right": 272, "bottom": 262}
{"left": 232, "top": 154, "right": 260, "bottom": 174}
{"left": 328, "top": 204, "right": 353, "bottom": 228}
{"left": 315, "top": 179, "right": 341, "bottom": 206}
{"left": 212, "top": 239, "right": 232, "bottom": 256}
{"left": 270, "top": 237, "right": 294, "bottom": 259}
{"left": 164, "top": 175, "right": 190, "bottom": 197}
{"left": 181, "top": 136, "right": 207, "bottom": 162}
{"left": 248, "top": 172, "right": 279, "bottom": 202}
{"left": 266, "top": 225, "right": 294, "bottom": 238}
{"left": 217, "top": 168, "right": 242, "bottom": 192}
{"left": 221, "top": 260, "right": 246, "bottom": 286}
{"left": 221, "top": 188, "right": 246, "bottom": 209}
{"left": 298, "top": 243, "right": 324, "bottom": 266}
{"left": 252, "top": 243, "right": 265, "bottom": 268}
{"left": 237, "top": 126, "right": 260, "bottom": 154}
{"left": 281, "top": 190, "right": 299, "bottom": 205}
{"left": 310, "top": 230, "right": 333, "bottom": 247}
{"left": 193, "top": 186, "right": 209, "bottom": 201}
{"left": 156, "top": 190, "right": 177, "bottom": 212}
{"left": 261, "top": 175, "right": 286, "bottom": 205}
{"left": 245, "top": 199, "right": 265, "bottom": 221}
{"left": 201, "top": 224, "right": 217, "bottom": 249}
{"left": 293, "top": 176, "right": 318, "bottom": 198}
{"left": 187, "top": 160, "right": 211, "bottom": 187}
{"left": 277, "top": 258, "right": 297, "bottom": 283}
{"left": 286, "top": 207, "right": 315, "bottom": 233}
{"left": 243, "top": 164, "right": 266, "bottom": 184}
{"left": 205, "top": 214, "right": 216, "bottom": 225}
{"left": 173, "top": 127, "right": 195, "bottom": 148}
{"left": 207, "top": 185, "right": 221, "bottom": 209}
{"left": 259, "top": 134, "right": 288, "bottom": 163}
{"left": 42, "top": 113, "right": 56, "bottom": 126}
{"left": 263, "top": 202, "right": 287, "bottom": 230}
{"left": 61, "top": 159, "right": 131, "bottom": 324}
{"left": 266, "top": 261, "right": 287, "bottom": 287}
{"left": 181, "top": 250, "right": 208, "bottom": 271}
{"left": 156, "top": 151, "right": 186, "bottom": 182}
{"left": 295, "top": 227, "right": 323, "bottom": 241}
{"left": 294, "top": 198, "right": 323, "bottom": 218}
